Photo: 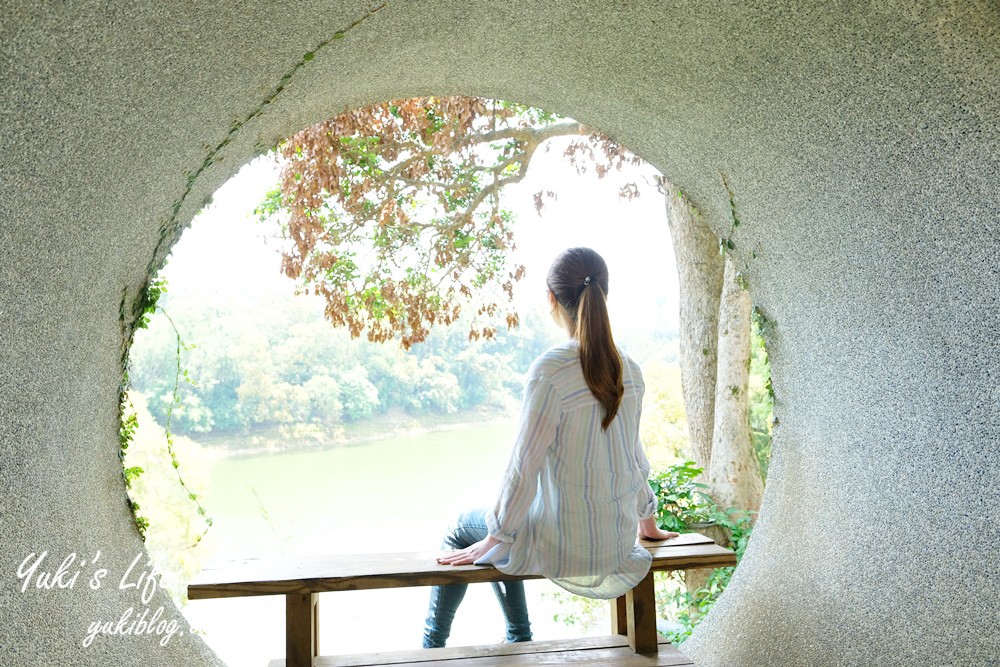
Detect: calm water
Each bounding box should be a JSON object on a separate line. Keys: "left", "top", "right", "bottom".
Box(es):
{"left": 182, "top": 422, "right": 608, "bottom": 666}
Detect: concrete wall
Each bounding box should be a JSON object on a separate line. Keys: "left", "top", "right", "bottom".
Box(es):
{"left": 1, "top": 1, "right": 997, "bottom": 664}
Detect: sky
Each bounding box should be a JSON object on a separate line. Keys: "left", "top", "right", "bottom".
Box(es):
{"left": 158, "top": 134, "right": 681, "bottom": 336}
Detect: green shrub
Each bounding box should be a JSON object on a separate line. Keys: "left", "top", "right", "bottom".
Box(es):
{"left": 647, "top": 459, "right": 714, "bottom": 532}
{"left": 650, "top": 461, "right": 756, "bottom": 644}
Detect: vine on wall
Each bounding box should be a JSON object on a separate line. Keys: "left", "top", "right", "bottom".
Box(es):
{"left": 119, "top": 275, "right": 212, "bottom": 546}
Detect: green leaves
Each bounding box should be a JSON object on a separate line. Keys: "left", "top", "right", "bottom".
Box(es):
{"left": 650, "top": 459, "right": 758, "bottom": 645}
{"left": 120, "top": 295, "right": 214, "bottom": 547}
{"left": 122, "top": 466, "right": 144, "bottom": 489}
{"left": 119, "top": 405, "right": 139, "bottom": 452}
{"left": 718, "top": 172, "right": 748, "bottom": 268}
{"left": 718, "top": 236, "right": 735, "bottom": 256}
{"left": 135, "top": 276, "right": 167, "bottom": 330}
{"left": 452, "top": 228, "right": 473, "bottom": 250}
{"left": 253, "top": 187, "right": 286, "bottom": 223}
{"left": 648, "top": 460, "right": 714, "bottom": 532}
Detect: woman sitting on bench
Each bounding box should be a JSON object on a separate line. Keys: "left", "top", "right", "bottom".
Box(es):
{"left": 422, "top": 246, "right": 678, "bottom": 648}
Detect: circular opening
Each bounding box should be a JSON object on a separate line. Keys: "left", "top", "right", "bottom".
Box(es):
{"left": 119, "top": 96, "right": 772, "bottom": 664}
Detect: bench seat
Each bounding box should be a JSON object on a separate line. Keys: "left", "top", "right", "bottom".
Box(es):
{"left": 267, "top": 636, "right": 694, "bottom": 667}
{"left": 188, "top": 533, "right": 733, "bottom": 598}
{"left": 189, "top": 532, "right": 734, "bottom": 667}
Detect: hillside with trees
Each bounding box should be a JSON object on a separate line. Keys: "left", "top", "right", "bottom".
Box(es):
{"left": 130, "top": 283, "right": 556, "bottom": 441}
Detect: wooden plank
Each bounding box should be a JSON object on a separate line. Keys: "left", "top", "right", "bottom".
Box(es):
{"left": 189, "top": 556, "right": 542, "bottom": 599}
{"left": 312, "top": 635, "right": 636, "bottom": 665}
{"left": 610, "top": 595, "right": 628, "bottom": 635}
{"left": 625, "top": 571, "right": 658, "bottom": 655}
{"left": 196, "top": 533, "right": 714, "bottom": 590}
{"left": 189, "top": 534, "right": 732, "bottom": 600}
{"left": 638, "top": 533, "right": 713, "bottom": 549}
{"left": 647, "top": 544, "right": 736, "bottom": 570}
{"left": 286, "top": 591, "right": 318, "bottom": 667}
{"left": 268, "top": 636, "right": 694, "bottom": 667}
{"left": 198, "top": 533, "right": 712, "bottom": 585}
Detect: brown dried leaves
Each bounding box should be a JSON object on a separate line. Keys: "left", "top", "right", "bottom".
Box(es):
{"left": 264, "top": 96, "right": 638, "bottom": 349}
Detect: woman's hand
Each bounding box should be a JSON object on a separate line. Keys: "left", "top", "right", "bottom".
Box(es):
{"left": 437, "top": 534, "right": 502, "bottom": 566}
{"left": 637, "top": 516, "right": 680, "bottom": 541}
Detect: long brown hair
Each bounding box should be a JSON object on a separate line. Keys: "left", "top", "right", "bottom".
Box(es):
{"left": 546, "top": 247, "right": 624, "bottom": 430}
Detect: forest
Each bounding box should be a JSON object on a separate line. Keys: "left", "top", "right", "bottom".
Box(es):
{"left": 129, "top": 275, "right": 769, "bottom": 475}
{"left": 130, "top": 280, "right": 679, "bottom": 442}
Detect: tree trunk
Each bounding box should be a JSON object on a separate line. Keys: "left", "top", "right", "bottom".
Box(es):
{"left": 661, "top": 179, "right": 725, "bottom": 472}
{"left": 707, "top": 255, "right": 764, "bottom": 513}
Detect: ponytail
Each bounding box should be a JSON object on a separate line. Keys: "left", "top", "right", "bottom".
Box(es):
{"left": 576, "top": 281, "right": 624, "bottom": 430}
{"left": 546, "top": 247, "right": 624, "bottom": 431}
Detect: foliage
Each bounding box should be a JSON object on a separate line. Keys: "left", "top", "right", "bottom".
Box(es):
{"left": 119, "top": 275, "right": 170, "bottom": 538}
{"left": 636, "top": 358, "right": 688, "bottom": 469}
{"left": 647, "top": 460, "right": 714, "bottom": 532}
{"left": 120, "top": 276, "right": 212, "bottom": 546}
{"left": 542, "top": 586, "right": 610, "bottom": 631}
{"left": 749, "top": 306, "right": 774, "bottom": 481}
{"left": 129, "top": 288, "right": 570, "bottom": 439}
{"left": 120, "top": 391, "right": 214, "bottom": 605}
{"left": 718, "top": 172, "right": 741, "bottom": 258}
{"left": 255, "top": 96, "right": 640, "bottom": 348}
{"left": 119, "top": 396, "right": 149, "bottom": 538}
{"left": 657, "top": 505, "right": 756, "bottom": 645}
{"left": 152, "top": 298, "right": 214, "bottom": 546}
{"left": 647, "top": 460, "right": 756, "bottom": 644}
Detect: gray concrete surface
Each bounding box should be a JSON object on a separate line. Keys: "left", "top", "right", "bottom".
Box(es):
{"left": 1, "top": 1, "right": 997, "bottom": 665}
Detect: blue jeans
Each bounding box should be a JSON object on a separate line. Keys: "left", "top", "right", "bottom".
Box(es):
{"left": 422, "top": 507, "right": 532, "bottom": 648}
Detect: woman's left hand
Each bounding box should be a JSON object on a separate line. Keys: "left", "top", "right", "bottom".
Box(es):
{"left": 637, "top": 516, "right": 680, "bottom": 541}
{"left": 437, "top": 534, "right": 502, "bottom": 566}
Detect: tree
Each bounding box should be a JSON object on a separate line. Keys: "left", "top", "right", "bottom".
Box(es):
{"left": 656, "top": 177, "right": 764, "bottom": 601}
{"left": 659, "top": 183, "right": 725, "bottom": 470}
{"left": 338, "top": 367, "right": 380, "bottom": 421}
{"left": 708, "top": 256, "right": 763, "bottom": 512}
{"left": 656, "top": 178, "right": 764, "bottom": 512}
{"left": 254, "top": 96, "right": 639, "bottom": 349}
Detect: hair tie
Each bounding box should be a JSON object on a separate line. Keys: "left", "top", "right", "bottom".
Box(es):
{"left": 583, "top": 276, "right": 592, "bottom": 287}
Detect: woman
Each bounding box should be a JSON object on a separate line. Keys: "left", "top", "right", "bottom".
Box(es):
{"left": 421, "top": 247, "right": 678, "bottom": 648}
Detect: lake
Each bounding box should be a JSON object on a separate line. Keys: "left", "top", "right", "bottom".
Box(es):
{"left": 181, "top": 422, "right": 610, "bottom": 666}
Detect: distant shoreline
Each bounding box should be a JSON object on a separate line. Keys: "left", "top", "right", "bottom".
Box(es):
{"left": 188, "top": 406, "right": 517, "bottom": 459}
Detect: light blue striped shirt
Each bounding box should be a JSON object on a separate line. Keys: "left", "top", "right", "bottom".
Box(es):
{"left": 476, "top": 339, "right": 659, "bottom": 599}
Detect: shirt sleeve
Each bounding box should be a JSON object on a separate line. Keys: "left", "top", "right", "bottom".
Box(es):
{"left": 633, "top": 374, "right": 658, "bottom": 521}
{"left": 485, "top": 373, "right": 560, "bottom": 543}
{"left": 636, "top": 443, "right": 658, "bottom": 520}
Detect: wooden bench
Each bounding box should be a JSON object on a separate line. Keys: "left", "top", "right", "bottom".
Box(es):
{"left": 187, "top": 532, "right": 736, "bottom": 667}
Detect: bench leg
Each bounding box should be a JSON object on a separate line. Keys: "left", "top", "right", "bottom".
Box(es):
{"left": 625, "top": 571, "right": 657, "bottom": 654}
{"left": 286, "top": 591, "right": 319, "bottom": 667}
{"left": 610, "top": 595, "right": 628, "bottom": 635}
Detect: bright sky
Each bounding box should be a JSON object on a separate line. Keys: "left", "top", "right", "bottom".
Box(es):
{"left": 160, "top": 134, "right": 680, "bottom": 334}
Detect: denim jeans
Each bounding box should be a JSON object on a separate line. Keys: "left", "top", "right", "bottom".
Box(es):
{"left": 421, "top": 506, "right": 532, "bottom": 648}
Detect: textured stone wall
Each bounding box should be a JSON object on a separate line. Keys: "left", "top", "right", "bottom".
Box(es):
{"left": 1, "top": 1, "right": 997, "bottom": 665}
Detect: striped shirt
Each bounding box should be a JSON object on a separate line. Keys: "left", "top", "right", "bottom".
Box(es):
{"left": 475, "top": 338, "right": 659, "bottom": 599}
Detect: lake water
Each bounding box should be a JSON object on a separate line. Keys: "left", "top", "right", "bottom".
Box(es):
{"left": 181, "top": 422, "right": 610, "bottom": 666}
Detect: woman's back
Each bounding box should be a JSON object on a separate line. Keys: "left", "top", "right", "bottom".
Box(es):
{"left": 478, "top": 339, "right": 656, "bottom": 598}
{"left": 541, "top": 338, "right": 643, "bottom": 498}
